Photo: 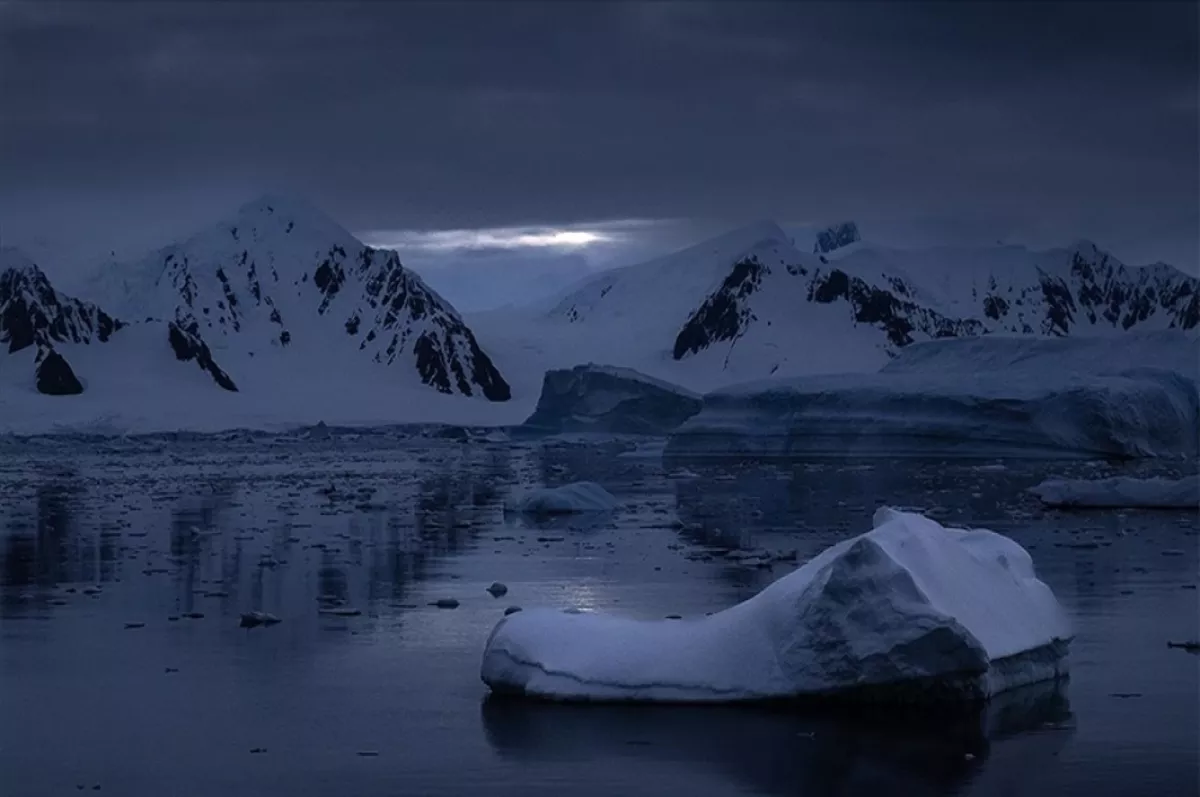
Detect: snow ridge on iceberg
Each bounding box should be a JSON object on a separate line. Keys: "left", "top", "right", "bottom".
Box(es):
{"left": 481, "top": 508, "right": 1071, "bottom": 704}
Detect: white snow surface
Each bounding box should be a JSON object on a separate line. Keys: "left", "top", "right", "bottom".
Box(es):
{"left": 667, "top": 332, "right": 1200, "bottom": 459}
{"left": 1029, "top": 474, "right": 1200, "bottom": 509}
{"left": 77, "top": 194, "right": 510, "bottom": 398}
{"left": 481, "top": 508, "right": 1071, "bottom": 703}
{"left": 471, "top": 225, "right": 1199, "bottom": 401}
{"left": 505, "top": 482, "right": 619, "bottom": 515}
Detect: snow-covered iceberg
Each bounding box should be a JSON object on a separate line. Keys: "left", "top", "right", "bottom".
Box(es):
{"left": 505, "top": 481, "right": 619, "bottom": 516}
{"left": 666, "top": 332, "right": 1200, "bottom": 459}
{"left": 481, "top": 508, "right": 1071, "bottom": 703}
{"left": 1030, "top": 474, "right": 1199, "bottom": 509}
{"left": 520, "top": 364, "right": 702, "bottom": 435}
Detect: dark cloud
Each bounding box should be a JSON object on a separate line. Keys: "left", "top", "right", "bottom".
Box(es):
{"left": 1, "top": 0, "right": 1195, "bottom": 271}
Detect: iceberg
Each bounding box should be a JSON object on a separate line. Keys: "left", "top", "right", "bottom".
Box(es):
{"left": 666, "top": 332, "right": 1200, "bottom": 460}
{"left": 505, "top": 481, "right": 619, "bottom": 516}
{"left": 481, "top": 508, "right": 1071, "bottom": 704}
{"left": 520, "top": 364, "right": 702, "bottom": 436}
{"left": 1030, "top": 474, "right": 1199, "bottom": 509}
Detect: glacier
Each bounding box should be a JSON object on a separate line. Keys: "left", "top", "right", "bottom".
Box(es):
{"left": 481, "top": 508, "right": 1071, "bottom": 704}
{"left": 1029, "top": 474, "right": 1200, "bottom": 509}
{"left": 520, "top": 364, "right": 702, "bottom": 435}
{"left": 665, "top": 332, "right": 1200, "bottom": 460}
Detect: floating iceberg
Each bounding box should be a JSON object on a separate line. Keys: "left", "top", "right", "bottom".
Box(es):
{"left": 505, "top": 481, "right": 619, "bottom": 516}
{"left": 481, "top": 508, "right": 1071, "bottom": 703}
{"left": 520, "top": 364, "right": 702, "bottom": 436}
{"left": 1030, "top": 474, "right": 1199, "bottom": 509}
{"left": 666, "top": 332, "right": 1200, "bottom": 459}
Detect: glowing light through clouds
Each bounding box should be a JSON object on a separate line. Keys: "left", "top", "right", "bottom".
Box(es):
{"left": 359, "top": 219, "right": 664, "bottom": 254}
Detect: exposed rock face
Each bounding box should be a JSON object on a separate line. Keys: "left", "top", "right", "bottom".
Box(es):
{"left": 673, "top": 256, "right": 768, "bottom": 359}
{"left": 95, "top": 196, "right": 510, "bottom": 400}
{"left": 34, "top": 348, "right": 84, "bottom": 395}
{"left": 522, "top": 364, "right": 703, "bottom": 435}
{"left": 167, "top": 322, "right": 238, "bottom": 392}
{"left": 806, "top": 267, "right": 985, "bottom": 347}
{"left": 0, "top": 250, "right": 121, "bottom": 353}
{"left": 671, "top": 238, "right": 1199, "bottom": 367}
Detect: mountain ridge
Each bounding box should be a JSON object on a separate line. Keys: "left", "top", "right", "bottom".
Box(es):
{"left": 82, "top": 195, "right": 511, "bottom": 401}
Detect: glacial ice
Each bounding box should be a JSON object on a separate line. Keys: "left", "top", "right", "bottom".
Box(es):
{"left": 1030, "top": 474, "right": 1199, "bottom": 509}
{"left": 505, "top": 481, "right": 619, "bottom": 516}
{"left": 481, "top": 508, "right": 1071, "bottom": 703}
{"left": 666, "top": 332, "right": 1200, "bottom": 459}
{"left": 520, "top": 364, "right": 702, "bottom": 435}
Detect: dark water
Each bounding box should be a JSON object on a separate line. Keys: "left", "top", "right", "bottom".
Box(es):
{"left": 0, "top": 435, "right": 1196, "bottom": 797}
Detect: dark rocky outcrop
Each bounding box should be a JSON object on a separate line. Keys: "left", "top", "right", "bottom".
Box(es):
{"left": 35, "top": 348, "right": 83, "bottom": 395}
{"left": 167, "top": 322, "right": 238, "bottom": 392}
{"left": 808, "top": 268, "right": 985, "bottom": 347}
{"left": 673, "top": 256, "right": 767, "bottom": 360}
{"left": 1, "top": 259, "right": 120, "bottom": 353}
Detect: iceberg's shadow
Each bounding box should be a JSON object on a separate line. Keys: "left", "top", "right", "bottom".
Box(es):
{"left": 481, "top": 679, "right": 1073, "bottom": 797}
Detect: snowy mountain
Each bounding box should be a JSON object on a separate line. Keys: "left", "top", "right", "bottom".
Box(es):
{"left": 473, "top": 220, "right": 1200, "bottom": 394}
{"left": 85, "top": 195, "right": 510, "bottom": 401}
{"left": 0, "top": 246, "right": 237, "bottom": 399}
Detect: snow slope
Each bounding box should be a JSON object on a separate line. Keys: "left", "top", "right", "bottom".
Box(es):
{"left": 81, "top": 195, "right": 510, "bottom": 402}
{"left": 666, "top": 331, "right": 1200, "bottom": 460}
{"left": 473, "top": 222, "right": 1200, "bottom": 397}
{"left": 481, "top": 507, "right": 1071, "bottom": 703}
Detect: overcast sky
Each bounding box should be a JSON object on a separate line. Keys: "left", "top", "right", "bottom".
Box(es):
{"left": 2, "top": 0, "right": 1197, "bottom": 282}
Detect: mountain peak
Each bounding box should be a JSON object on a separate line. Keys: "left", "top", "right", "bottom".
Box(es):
{"left": 0, "top": 246, "right": 42, "bottom": 276}
{"left": 720, "top": 219, "right": 790, "bottom": 246}
{"left": 205, "top": 193, "right": 360, "bottom": 251}
{"left": 233, "top": 193, "right": 324, "bottom": 221}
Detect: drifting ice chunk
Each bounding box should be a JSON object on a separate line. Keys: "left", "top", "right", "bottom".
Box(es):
{"left": 521, "top": 364, "right": 702, "bottom": 436}
{"left": 1030, "top": 474, "right": 1199, "bottom": 509}
{"left": 481, "top": 508, "right": 1071, "bottom": 703}
{"left": 506, "top": 482, "right": 618, "bottom": 516}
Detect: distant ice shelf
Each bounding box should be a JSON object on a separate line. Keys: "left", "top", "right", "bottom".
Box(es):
{"left": 480, "top": 508, "right": 1072, "bottom": 704}
{"left": 665, "top": 332, "right": 1200, "bottom": 460}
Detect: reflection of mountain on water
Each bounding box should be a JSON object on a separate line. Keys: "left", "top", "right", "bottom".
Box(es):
{"left": 482, "top": 679, "right": 1073, "bottom": 797}
{"left": 0, "top": 442, "right": 516, "bottom": 621}
{"left": 1, "top": 471, "right": 92, "bottom": 599}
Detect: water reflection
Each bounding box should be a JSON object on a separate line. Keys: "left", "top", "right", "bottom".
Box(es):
{"left": 1, "top": 470, "right": 87, "bottom": 593}
{"left": 481, "top": 680, "right": 1073, "bottom": 797}
{"left": 0, "top": 442, "right": 517, "bottom": 623}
